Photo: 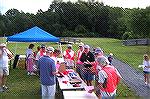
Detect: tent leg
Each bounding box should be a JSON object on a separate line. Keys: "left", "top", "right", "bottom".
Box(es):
{"left": 58, "top": 43, "right": 63, "bottom": 58}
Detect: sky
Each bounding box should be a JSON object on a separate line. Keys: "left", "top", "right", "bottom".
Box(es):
{"left": 1, "top": 0, "right": 150, "bottom": 14}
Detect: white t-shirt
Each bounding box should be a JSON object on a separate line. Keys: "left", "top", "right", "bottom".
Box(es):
{"left": 26, "top": 49, "right": 32, "bottom": 58}
{"left": 0, "top": 48, "right": 9, "bottom": 68}
{"left": 143, "top": 60, "right": 150, "bottom": 72}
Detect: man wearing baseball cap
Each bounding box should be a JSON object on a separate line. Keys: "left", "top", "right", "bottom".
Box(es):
{"left": 76, "top": 42, "right": 84, "bottom": 79}
{"left": 63, "top": 44, "right": 75, "bottom": 69}
{"left": 94, "top": 47, "right": 104, "bottom": 97}
{"left": 108, "top": 53, "right": 113, "bottom": 65}
{"left": 38, "top": 46, "right": 58, "bottom": 98}
{"left": 95, "top": 48, "right": 104, "bottom": 56}
{"left": 80, "top": 45, "right": 95, "bottom": 86}
{"left": 35, "top": 44, "right": 46, "bottom": 73}
{"left": 0, "top": 43, "right": 13, "bottom": 92}
{"left": 36, "top": 44, "right": 46, "bottom": 60}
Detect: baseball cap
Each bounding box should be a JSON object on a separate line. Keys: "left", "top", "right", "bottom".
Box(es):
{"left": 97, "top": 56, "right": 109, "bottom": 66}
{"left": 0, "top": 43, "right": 6, "bottom": 47}
{"left": 95, "top": 48, "right": 103, "bottom": 54}
{"left": 84, "top": 45, "right": 90, "bottom": 49}
{"left": 67, "top": 44, "right": 72, "bottom": 48}
{"left": 46, "top": 47, "right": 54, "bottom": 52}
{"left": 41, "top": 44, "right": 46, "bottom": 48}
{"left": 109, "top": 53, "right": 113, "bottom": 56}
{"left": 79, "top": 42, "right": 84, "bottom": 47}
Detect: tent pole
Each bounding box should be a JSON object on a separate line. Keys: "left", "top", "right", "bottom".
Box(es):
{"left": 59, "top": 42, "right": 63, "bottom": 58}
{"left": 14, "top": 42, "right": 17, "bottom": 55}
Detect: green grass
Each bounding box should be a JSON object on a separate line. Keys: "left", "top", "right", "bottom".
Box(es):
{"left": 1, "top": 37, "right": 146, "bottom": 97}
{"left": 0, "top": 68, "right": 40, "bottom": 98}
{"left": 4, "top": 38, "right": 150, "bottom": 69}
{"left": 117, "top": 81, "right": 136, "bottom": 97}
{"left": 7, "top": 42, "right": 59, "bottom": 55}
{"left": 82, "top": 38, "right": 150, "bottom": 70}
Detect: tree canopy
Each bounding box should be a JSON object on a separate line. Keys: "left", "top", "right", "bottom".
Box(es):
{"left": 0, "top": 1, "right": 150, "bottom": 39}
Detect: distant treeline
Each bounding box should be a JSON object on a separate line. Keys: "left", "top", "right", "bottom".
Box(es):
{"left": 0, "top": 0, "right": 150, "bottom": 39}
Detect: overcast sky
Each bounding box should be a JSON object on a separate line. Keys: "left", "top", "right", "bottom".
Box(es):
{"left": 0, "top": 0, "right": 150, "bottom": 14}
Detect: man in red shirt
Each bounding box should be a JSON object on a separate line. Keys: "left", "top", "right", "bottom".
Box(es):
{"left": 63, "top": 44, "right": 75, "bottom": 69}
{"left": 76, "top": 43, "right": 84, "bottom": 79}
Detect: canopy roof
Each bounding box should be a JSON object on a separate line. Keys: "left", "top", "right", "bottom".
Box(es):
{"left": 7, "top": 26, "right": 60, "bottom": 42}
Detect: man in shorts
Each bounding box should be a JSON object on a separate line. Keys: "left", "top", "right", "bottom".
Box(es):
{"left": 0, "top": 43, "right": 10, "bottom": 92}
{"left": 38, "top": 46, "right": 58, "bottom": 98}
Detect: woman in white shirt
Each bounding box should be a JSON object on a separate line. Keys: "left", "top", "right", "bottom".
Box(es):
{"left": 26, "top": 44, "right": 36, "bottom": 75}
{"left": 143, "top": 54, "right": 150, "bottom": 87}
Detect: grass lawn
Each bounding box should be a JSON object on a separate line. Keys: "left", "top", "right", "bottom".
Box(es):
{"left": 81, "top": 38, "right": 150, "bottom": 70}
{"left": 0, "top": 68, "right": 41, "bottom": 99}
{"left": 1, "top": 37, "right": 147, "bottom": 98}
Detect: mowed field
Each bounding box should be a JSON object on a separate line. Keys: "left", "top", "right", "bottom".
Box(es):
{"left": 1, "top": 37, "right": 148, "bottom": 98}
{"left": 5, "top": 37, "right": 150, "bottom": 70}
{"left": 82, "top": 38, "right": 150, "bottom": 70}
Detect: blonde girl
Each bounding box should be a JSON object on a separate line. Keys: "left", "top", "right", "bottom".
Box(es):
{"left": 143, "top": 54, "right": 150, "bottom": 87}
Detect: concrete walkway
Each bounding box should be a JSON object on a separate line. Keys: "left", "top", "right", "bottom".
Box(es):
{"left": 112, "top": 58, "right": 150, "bottom": 97}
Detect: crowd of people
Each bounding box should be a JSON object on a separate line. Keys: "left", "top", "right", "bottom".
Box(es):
{"left": 24, "top": 43, "right": 122, "bottom": 99}
{"left": 25, "top": 44, "right": 61, "bottom": 75}
{"left": 1, "top": 42, "right": 150, "bottom": 99}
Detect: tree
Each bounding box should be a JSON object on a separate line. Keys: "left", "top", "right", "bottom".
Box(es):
{"left": 108, "top": 7, "right": 126, "bottom": 39}
{"left": 130, "top": 8, "right": 150, "bottom": 38}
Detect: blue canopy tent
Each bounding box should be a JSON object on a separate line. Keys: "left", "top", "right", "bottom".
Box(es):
{"left": 7, "top": 26, "right": 61, "bottom": 54}
{"left": 7, "top": 26, "right": 60, "bottom": 42}
{"left": 6, "top": 26, "right": 62, "bottom": 69}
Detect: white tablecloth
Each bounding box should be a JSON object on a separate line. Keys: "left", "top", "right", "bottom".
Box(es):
{"left": 57, "top": 70, "right": 87, "bottom": 91}
{"left": 63, "top": 91, "right": 98, "bottom": 99}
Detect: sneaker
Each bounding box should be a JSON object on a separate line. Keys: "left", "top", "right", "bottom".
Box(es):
{"left": 30, "top": 72, "right": 36, "bottom": 75}
{"left": 27, "top": 72, "right": 30, "bottom": 75}
{"left": 0, "top": 87, "right": 4, "bottom": 92}
{"left": 3, "top": 85, "right": 8, "bottom": 90}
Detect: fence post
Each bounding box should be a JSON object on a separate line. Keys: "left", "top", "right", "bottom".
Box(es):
{"left": 148, "top": 39, "right": 150, "bottom": 45}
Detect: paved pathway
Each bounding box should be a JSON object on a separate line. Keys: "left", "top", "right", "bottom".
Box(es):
{"left": 112, "top": 58, "right": 150, "bottom": 97}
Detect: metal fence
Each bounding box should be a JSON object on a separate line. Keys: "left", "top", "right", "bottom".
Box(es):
{"left": 122, "top": 38, "right": 150, "bottom": 46}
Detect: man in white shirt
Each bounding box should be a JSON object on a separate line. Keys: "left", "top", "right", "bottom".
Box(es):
{"left": 0, "top": 43, "right": 12, "bottom": 92}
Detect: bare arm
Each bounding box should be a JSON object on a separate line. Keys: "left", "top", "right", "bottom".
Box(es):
{"left": 88, "top": 82, "right": 103, "bottom": 93}
{"left": 52, "top": 71, "right": 59, "bottom": 75}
